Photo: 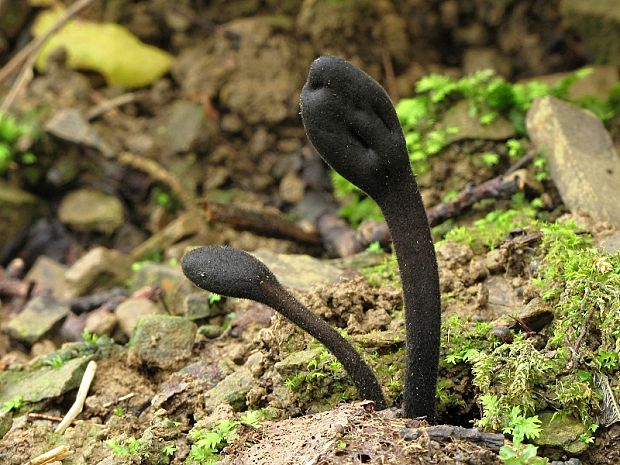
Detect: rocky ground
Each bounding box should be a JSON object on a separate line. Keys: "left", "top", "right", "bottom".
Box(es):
{"left": 0, "top": 1, "right": 620, "bottom": 464}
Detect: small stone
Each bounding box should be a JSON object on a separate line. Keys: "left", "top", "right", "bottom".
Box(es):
{"left": 204, "top": 368, "right": 254, "bottom": 412}
{"left": 25, "top": 255, "right": 69, "bottom": 297}
{"left": 279, "top": 171, "right": 305, "bottom": 204}
{"left": 484, "top": 276, "right": 521, "bottom": 317}
{"left": 58, "top": 188, "right": 124, "bottom": 234}
{"left": 220, "top": 113, "right": 243, "bottom": 133}
{"left": 45, "top": 109, "right": 113, "bottom": 157}
{"left": 84, "top": 308, "right": 118, "bottom": 336}
{"left": 0, "top": 408, "right": 12, "bottom": 440}
{"left": 0, "top": 181, "right": 43, "bottom": 257}
{"left": 6, "top": 295, "right": 70, "bottom": 345}
{"left": 131, "top": 261, "right": 193, "bottom": 311}
{"left": 439, "top": 100, "right": 515, "bottom": 143}
{"left": 129, "top": 315, "right": 197, "bottom": 370}
{"left": 252, "top": 249, "right": 341, "bottom": 291}
{"left": 116, "top": 297, "right": 164, "bottom": 337}
{"left": 274, "top": 348, "right": 323, "bottom": 379}
{"left": 183, "top": 293, "right": 227, "bottom": 321}
{"left": 536, "top": 411, "right": 588, "bottom": 455}
{"left": 162, "top": 100, "right": 206, "bottom": 153}
{"left": 527, "top": 96, "right": 620, "bottom": 229}
{"left": 0, "top": 356, "right": 89, "bottom": 404}
{"left": 463, "top": 47, "right": 512, "bottom": 76}
{"left": 64, "top": 247, "right": 132, "bottom": 297}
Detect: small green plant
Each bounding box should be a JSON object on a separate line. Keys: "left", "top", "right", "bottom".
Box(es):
{"left": 162, "top": 444, "right": 177, "bottom": 457}
{"left": 106, "top": 437, "right": 141, "bottom": 458}
{"left": 114, "top": 407, "right": 126, "bottom": 416}
{"left": 0, "top": 113, "right": 37, "bottom": 174}
{"left": 44, "top": 353, "right": 66, "bottom": 369}
{"left": 1, "top": 396, "right": 24, "bottom": 412}
{"left": 82, "top": 328, "right": 100, "bottom": 344}
{"left": 186, "top": 419, "right": 239, "bottom": 464}
{"left": 208, "top": 292, "right": 222, "bottom": 305}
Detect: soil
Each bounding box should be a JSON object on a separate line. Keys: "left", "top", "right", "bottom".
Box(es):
{"left": 0, "top": 1, "right": 618, "bottom": 464}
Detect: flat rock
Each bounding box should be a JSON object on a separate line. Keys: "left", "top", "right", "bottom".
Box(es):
{"left": 161, "top": 100, "right": 207, "bottom": 153}
{"left": 6, "top": 295, "right": 70, "bottom": 345}
{"left": 0, "top": 356, "right": 89, "bottom": 405}
{"left": 45, "top": 109, "right": 113, "bottom": 157}
{"left": 561, "top": 0, "right": 620, "bottom": 65}
{"left": 25, "top": 255, "right": 69, "bottom": 297}
{"left": 129, "top": 315, "right": 196, "bottom": 370}
{"left": 58, "top": 188, "right": 124, "bottom": 234}
{"left": 131, "top": 262, "right": 193, "bottom": 311}
{"left": 183, "top": 293, "right": 227, "bottom": 321}
{"left": 0, "top": 181, "right": 43, "bottom": 257}
{"left": 526, "top": 96, "right": 620, "bottom": 229}
{"left": 439, "top": 99, "right": 515, "bottom": 143}
{"left": 0, "top": 408, "right": 11, "bottom": 440}
{"left": 536, "top": 411, "right": 588, "bottom": 455}
{"left": 204, "top": 368, "right": 254, "bottom": 412}
{"left": 64, "top": 247, "right": 132, "bottom": 297}
{"left": 252, "top": 249, "right": 341, "bottom": 291}
{"left": 484, "top": 276, "right": 521, "bottom": 317}
{"left": 115, "top": 297, "right": 165, "bottom": 337}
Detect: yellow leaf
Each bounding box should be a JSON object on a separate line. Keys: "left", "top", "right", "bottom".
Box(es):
{"left": 32, "top": 9, "right": 173, "bottom": 88}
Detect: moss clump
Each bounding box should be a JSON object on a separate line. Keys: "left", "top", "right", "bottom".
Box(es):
{"left": 436, "top": 217, "right": 619, "bottom": 445}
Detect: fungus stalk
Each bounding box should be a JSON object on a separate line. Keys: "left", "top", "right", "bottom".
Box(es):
{"left": 300, "top": 56, "right": 441, "bottom": 422}
{"left": 182, "top": 245, "right": 386, "bottom": 409}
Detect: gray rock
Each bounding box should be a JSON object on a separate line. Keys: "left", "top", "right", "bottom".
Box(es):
{"left": 274, "top": 348, "right": 322, "bottom": 380}
{"left": 162, "top": 100, "right": 207, "bottom": 153}
{"left": 252, "top": 249, "right": 341, "bottom": 291}
{"left": 131, "top": 261, "right": 193, "bottom": 311}
{"left": 439, "top": 100, "right": 515, "bottom": 143}
{"left": 561, "top": 0, "right": 620, "bottom": 65}
{"left": 535, "top": 411, "right": 588, "bottom": 455}
{"left": 58, "top": 188, "right": 124, "bottom": 234}
{"left": 0, "top": 408, "right": 12, "bottom": 440}
{"left": 45, "top": 109, "right": 113, "bottom": 157}
{"left": 64, "top": 247, "right": 132, "bottom": 297}
{"left": 484, "top": 276, "right": 521, "bottom": 318}
{"left": 84, "top": 308, "right": 118, "bottom": 336}
{"left": 279, "top": 171, "right": 305, "bottom": 204}
{"left": 25, "top": 255, "right": 69, "bottom": 297}
{"left": 599, "top": 231, "right": 620, "bottom": 253}
{"left": 527, "top": 96, "right": 620, "bottom": 229}
{"left": 6, "top": 295, "right": 70, "bottom": 344}
{"left": 0, "top": 356, "right": 89, "bottom": 405}
{"left": 129, "top": 315, "right": 196, "bottom": 370}
{"left": 204, "top": 368, "right": 254, "bottom": 412}
{"left": 183, "top": 293, "right": 227, "bottom": 321}
{"left": 115, "top": 297, "right": 164, "bottom": 337}
{"left": 0, "top": 181, "right": 43, "bottom": 257}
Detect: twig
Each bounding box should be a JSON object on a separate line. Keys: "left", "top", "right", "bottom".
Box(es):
{"left": 0, "top": 0, "right": 98, "bottom": 114}
{"left": 116, "top": 151, "right": 204, "bottom": 224}
{"left": 400, "top": 425, "right": 506, "bottom": 452}
{"left": 27, "top": 413, "right": 64, "bottom": 422}
{"left": 21, "top": 445, "right": 73, "bottom": 465}
{"left": 102, "top": 392, "right": 136, "bottom": 408}
{"left": 55, "top": 360, "right": 97, "bottom": 434}
{"left": 86, "top": 92, "right": 136, "bottom": 120}
{"left": 202, "top": 200, "right": 322, "bottom": 246}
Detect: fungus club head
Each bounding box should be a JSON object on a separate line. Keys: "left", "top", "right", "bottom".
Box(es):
{"left": 181, "top": 245, "right": 275, "bottom": 302}
{"left": 300, "top": 55, "right": 411, "bottom": 201}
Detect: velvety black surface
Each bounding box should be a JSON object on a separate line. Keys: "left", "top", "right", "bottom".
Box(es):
{"left": 300, "top": 55, "right": 411, "bottom": 202}
{"left": 182, "top": 245, "right": 387, "bottom": 409}
{"left": 301, "top": 56, "right": 441, "bottom": 422}
{"left": 181, "top": 245, "right": 275, "bottom": 302}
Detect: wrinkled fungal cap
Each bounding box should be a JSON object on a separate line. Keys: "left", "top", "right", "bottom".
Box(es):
{"left": 181, "top": 245, "right": 275, "bottom": 302}
{"left": 300, "top": 55, "right": 411, "bottom": 200}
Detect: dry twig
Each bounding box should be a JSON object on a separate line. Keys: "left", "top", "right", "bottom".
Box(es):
{"left": 0, "top": 0, "right": 98, "bottom": 114}
{"left": 21, "top": 445, "right": 73, "bottom": 465}
{"left": 55, "top": 360, "right": 97, "bottom": 434}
